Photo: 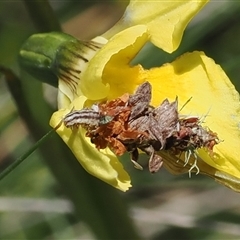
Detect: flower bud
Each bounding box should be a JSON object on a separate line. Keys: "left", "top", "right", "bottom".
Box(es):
{"left": 19, "top": 32, "right": 104, "bottom": 88}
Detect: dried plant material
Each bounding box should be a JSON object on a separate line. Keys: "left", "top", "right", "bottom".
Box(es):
{"left": 145, "top": 146, "right": 164, "bottom": 173}
{"left": 128, "top": 81, "right": 152, "bottom": 120}
{"left": 63, "top": 82, "right": 220, "bottom": 174}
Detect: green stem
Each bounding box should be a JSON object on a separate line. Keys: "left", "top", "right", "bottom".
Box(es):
{"left": 0, "top": 129, "right": 55, "bottom": 181}
{"left": 22, "top": 0, "right": 61, "bottom": 32}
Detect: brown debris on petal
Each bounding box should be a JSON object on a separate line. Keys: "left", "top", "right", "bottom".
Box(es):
{"left": 143, "top": 145, "right": 164, "bottom": 173}
{"left": 149, "top": 153, "right": 163, "bottom": 173}
{"left": 63, "top": 81, "right": 220, "bottom": 175}
{"left": 167, "top": 116, "right": 219, "bottom": 155}
{"left": 128, "top": 82, "right": 152, "bottom": 120}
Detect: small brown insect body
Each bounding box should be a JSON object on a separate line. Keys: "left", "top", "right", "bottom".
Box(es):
{"left": 63, "top": 104, "right": 114, "bottom": 129}
{"left": 64, "top": 108, "right": 101, "bottom": 128}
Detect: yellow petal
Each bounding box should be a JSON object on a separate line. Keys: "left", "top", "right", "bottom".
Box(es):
{"left": 161, "top": 151, "right": 240, "bottom": 192}
{"left": 80, "top": 25, "right": 148, "bottom": 100}
{"left": 146, "top": 51, "right": 240, "bottom": 179}
{"left": 49, "top": 96, "right": 131, "bottom": 192}
{"left": 103, "top": 0, "right": 209, "bottom": 53}
{"left": 58, "top": 80, "right": 75, "bottom": 108}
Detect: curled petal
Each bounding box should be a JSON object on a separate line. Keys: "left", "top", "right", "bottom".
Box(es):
{"left": 146, "top": 51, "right": 240, "bottom": 188}
{"left": 104, "top": 0, "right": 209, "bottom": 52}
{"left": 49, "top": 96, "right": 131, "bottom": 192}
{"left": 81, "top": 25, "right": 148, "bottom": 100}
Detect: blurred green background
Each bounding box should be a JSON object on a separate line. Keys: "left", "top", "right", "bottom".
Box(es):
{"left": 0, "top": 1, "right": 240, "bottom": 239}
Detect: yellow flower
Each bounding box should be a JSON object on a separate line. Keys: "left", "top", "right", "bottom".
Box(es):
{"left": 50, "top": 0, "right": 240, "bottom": 192}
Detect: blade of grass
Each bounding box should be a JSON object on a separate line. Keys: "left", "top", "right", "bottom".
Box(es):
{"left": 0, "top": 128, "right": 55, "bottom": 181}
